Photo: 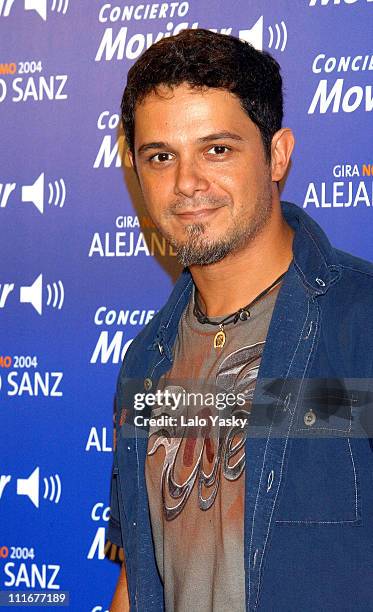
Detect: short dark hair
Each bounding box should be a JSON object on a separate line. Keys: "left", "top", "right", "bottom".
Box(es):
{"left": 121, "top": 28, "right": 283, "bottom": 160}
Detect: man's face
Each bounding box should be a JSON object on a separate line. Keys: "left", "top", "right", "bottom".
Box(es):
{"left": 131, "top": 83, "right": 275, "bottom": 266}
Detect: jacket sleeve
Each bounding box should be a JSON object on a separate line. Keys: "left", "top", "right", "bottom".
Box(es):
{"left": 106, "top": 396, "right": 123, "bottom": 548}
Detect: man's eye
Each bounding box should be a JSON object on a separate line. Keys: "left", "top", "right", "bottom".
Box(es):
{"left": 149, "top": 152, "right": 173, "bottom": 163}
{"left": 207, "top": 145, "right": 230, "bottom": 155}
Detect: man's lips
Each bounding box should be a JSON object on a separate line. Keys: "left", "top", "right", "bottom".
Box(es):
{"left": 174, "top": 206, "right": 224, "bottom": 221}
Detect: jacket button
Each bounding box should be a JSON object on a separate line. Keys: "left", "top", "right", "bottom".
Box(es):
{"left": 266, "top": 469, "right": 275, "bottom": 492}
{"left": 144, "top": 378, "right": 152, "bottom": 391}
{"left": 304, "top": 410, "right": 316, "bottom": 426}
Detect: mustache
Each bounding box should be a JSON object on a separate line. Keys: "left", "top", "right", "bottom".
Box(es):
{"left": 168, "top": 195, "right": 231, "bottom": 214}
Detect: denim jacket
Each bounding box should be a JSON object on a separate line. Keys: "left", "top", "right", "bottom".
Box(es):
{"left": 108, "top": 201, "right": 373, "bottom": 612}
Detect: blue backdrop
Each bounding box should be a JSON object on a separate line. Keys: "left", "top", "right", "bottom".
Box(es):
{"left": 1, "top": 1, "right": 372, "bottom": 610}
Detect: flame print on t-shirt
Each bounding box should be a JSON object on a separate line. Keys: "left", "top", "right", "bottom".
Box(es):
{"left": 147, "top": 342, "right": 264, "bottom": 520}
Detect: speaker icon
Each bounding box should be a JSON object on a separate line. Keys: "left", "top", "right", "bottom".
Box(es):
{"left": 17, "top": 467, "right": 40, "bottom": 508}
{"left": 24, "top": 0, "right": 69, "bottom": 21}
{"left": 24, "top": 0, "right": 46, "bottom": 20}
{"left": 239, "top": 16, "right": 288, "bottom": 53}
{"left": 21, "top": 173, "right": 66, "bottom": 214}
{"left": 20, "top": 273, "right": 42, "bottom": 315}
{"left": 17, "top": 467, "right": 61, "bottom": 509}
{"left": 22, "top": 173, "right": 44, "bottom": 214}
{"left": 20, "top": 274, "right": 65, "bottom": 315}
{"left": 239, "top": 16, "right": 264, "bottom": 51}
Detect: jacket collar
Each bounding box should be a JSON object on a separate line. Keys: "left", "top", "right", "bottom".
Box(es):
{"left": 147, "top": 201, "right": 342, "bottom": 358}
{"left": 282, "top": 201, "right": 341, "bottom": 294}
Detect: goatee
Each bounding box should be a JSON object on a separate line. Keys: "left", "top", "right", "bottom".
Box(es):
{"left": 169, "top": 195, "right": 273, "bottom": 267}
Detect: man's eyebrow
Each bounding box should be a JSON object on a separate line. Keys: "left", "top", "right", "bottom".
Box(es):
{"left": 197, "top": 131, "right": 245, "bottom": 143}
{"left": 137, "top": 141, "right": 170, "bottom": 155}
{"left": 137, "top": 132, "right": 244, "bottom": 155}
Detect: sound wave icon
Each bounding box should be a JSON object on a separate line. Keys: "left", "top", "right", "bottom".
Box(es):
{"left": 50, "top": 0, "right": 69, "bottom": 15}
{"left": 46, "top": 281, "right": 64, "bottom": 310}
{"left": 268, "top": 21, "right": 287, "bottom": 52}
{"left": 43, "top": 474, "right": 62, "bottom": 504}
{"left": 47, "top": 179, "right": 66, "bottom": 208}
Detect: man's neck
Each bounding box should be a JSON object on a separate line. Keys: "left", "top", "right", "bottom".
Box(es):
{"left": 189, "top": 202, "right": 294, "bottom": 318}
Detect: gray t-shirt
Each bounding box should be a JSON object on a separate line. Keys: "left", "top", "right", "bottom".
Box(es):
{"left": 145, "top": 281, "right": 281, "bottom": 611}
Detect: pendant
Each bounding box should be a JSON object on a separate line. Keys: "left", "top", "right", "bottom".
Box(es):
{"left": 214, "top": 325, "right": 226, "bottom": 349}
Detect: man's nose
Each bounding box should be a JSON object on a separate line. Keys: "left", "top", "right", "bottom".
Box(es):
{"left": 174, "top": 158, "right": 210, "bottom": 198}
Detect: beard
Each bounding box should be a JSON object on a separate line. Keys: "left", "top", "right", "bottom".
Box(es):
{"left": 159, "top": 183, "right": 273, "bottom": 267}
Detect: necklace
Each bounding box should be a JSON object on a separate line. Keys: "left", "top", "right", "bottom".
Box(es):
{"left": 193, "top": 271, "right": 287, "bottom": 349}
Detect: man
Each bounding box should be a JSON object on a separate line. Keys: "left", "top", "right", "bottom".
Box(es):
{"left": 108, "top": 29, "right": 373, "bottom": 611}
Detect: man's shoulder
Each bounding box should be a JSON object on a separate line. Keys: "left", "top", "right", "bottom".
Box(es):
{"left": 114, "top": 307, "right": 167, "bottom": 391}
{"left": 334, "top": 247, "right": 373, "bottom": 284}
{"left": 332, "top": 248, "right": 373, "bottom": 327}
{"left": 125, "top": 306, "right": 167, "bottom": 361}
{"left": 119, "top": 269, "right": 193, "bottom": 373}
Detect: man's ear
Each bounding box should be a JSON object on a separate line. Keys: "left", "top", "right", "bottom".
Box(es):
{"left": 128, "top": 149, "right": 134, "bottom": 168}
{"left": 270, "top": 128, "right": 295, "bottom": 182}
{"left": 127, "top": 149, "right": 138, "bottom": 175}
